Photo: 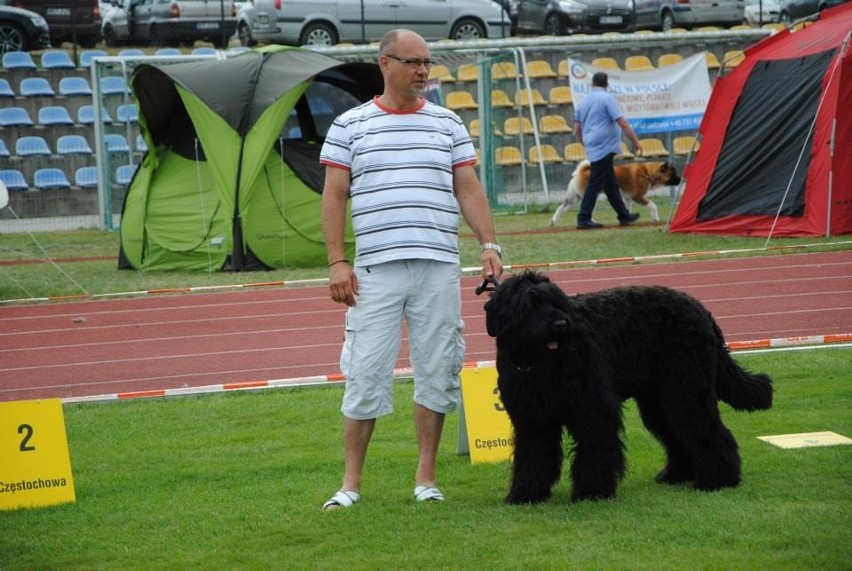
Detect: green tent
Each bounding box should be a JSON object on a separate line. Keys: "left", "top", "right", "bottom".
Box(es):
{"left": 118, "top": 46, "right": 383, "bottom": 271}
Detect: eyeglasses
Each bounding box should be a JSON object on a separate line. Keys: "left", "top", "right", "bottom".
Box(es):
{"left": 385, "top": 54, "right": 433, "bottom": 69}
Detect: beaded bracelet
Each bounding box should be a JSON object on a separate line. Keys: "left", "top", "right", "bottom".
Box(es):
{"left": 328, "top": 259, "right": 350, "bottom": 267}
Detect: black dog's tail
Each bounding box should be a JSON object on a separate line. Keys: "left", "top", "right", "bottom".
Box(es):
{"left": 715, "top": 327, "right": 773, "bottom": 411}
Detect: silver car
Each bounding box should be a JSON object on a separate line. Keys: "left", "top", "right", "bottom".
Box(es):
{"left": 633, "top": 0, "right": 746, "bottom": 31}
{"left": 237, "top": 0, "right": 512, "bottom": 47}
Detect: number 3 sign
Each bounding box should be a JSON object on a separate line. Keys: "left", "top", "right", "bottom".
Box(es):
{"left": 0, "top": 399, "right": 76, "bottom": 511}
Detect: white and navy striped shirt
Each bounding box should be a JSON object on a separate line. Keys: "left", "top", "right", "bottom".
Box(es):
{"left": 320, "top": 96, "right": 477, "bottom": 267}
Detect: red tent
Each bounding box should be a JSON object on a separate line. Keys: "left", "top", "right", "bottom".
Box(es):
{"left": 670, "top": 3, "right": 852, "bottom": 237}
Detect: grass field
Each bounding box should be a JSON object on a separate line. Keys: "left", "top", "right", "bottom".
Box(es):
{"left": 1, "top": 350, "right": 850, "bottom": 569}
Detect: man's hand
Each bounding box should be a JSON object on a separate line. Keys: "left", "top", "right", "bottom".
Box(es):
{"left": 328, "top": 262, "right": 358, "bottom": 307}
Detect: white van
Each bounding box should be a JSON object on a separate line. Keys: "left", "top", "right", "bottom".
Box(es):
{"left": 236, "top": 0, "right": 512, "bottom": 47}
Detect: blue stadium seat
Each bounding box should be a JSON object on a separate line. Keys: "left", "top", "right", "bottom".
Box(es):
{"left": 115, "top": 164, "right": 137, "bottom": 185}
{"left": 155, "top": 48, "right": 182, "bottom": 56}
{"left": 56, "top": 134, "right": 93, "bottom": 155}
{"left": 34, "top": 168, "right": 72, "bottom": 190}
{"left": 77, "top": 105, "right": 113, "bottom": 125}
{"left": 19, "top": 77, "right": 55, "bottom": 97}
{"left": 58, "top": 76, "right": 93, "bottom": 96}
{"left": 0, "top": 78, "right": 14, "bottom": 97}
{"left": 15, "top": 136, "right": 52, "bottom": 157}
{"left": 0, "top": 169, "right": 28, "bottom": 191}
{"left": 78, "top": 49, "right": 107, "bottom": 69}
{"left": 119, "top": 49, "right": 145, "bottom": 57}
{"left": 135, "top": 134, "right": 148, "bottom": 152}
{"left": 74, "top": 166, "right": 99, "bottom": 188}
{"left": 2, "top": 51, "right": 37, "bottom": 70}
{"left": 0, "top": 107, "right": 34, "bottom": 127}
{"left": 41, "top": 50, "right": 76, "bottom": 69}
{"left": 0, "top": 138, "right": 10, "bottom": 157}
{"left": 116, "top": 103, "right": 139, "bottom": 124}
{"left": 191, "top": 47, "right": 217, "bottom": 56}
{"left": 100, "top": 76, "right": 129, "bottom": 96}
{"left": 104, "top": 133, "right": 131, "bottom": 153}
{"left": 37, "top": 106, "right": 75, "bottom": 126}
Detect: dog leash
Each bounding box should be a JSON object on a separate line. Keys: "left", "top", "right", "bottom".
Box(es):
{"left": 475, "top": 274, "right": 501, "bottom": 296}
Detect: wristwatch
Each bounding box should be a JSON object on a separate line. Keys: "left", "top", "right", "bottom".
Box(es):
{"left": 481, "top": 242, "right": 503, "bottom": 258}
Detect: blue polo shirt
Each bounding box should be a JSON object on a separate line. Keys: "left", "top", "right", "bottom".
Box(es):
{"left": 574, "top": 87, "right": 624, "bottom": 162}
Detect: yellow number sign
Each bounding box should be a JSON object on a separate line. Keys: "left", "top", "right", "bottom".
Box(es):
{"left": 458, "top": 367, "right": 514, "bottom": 464}
{"left": 0, "top": 399, "right": 76, "bottom": 510}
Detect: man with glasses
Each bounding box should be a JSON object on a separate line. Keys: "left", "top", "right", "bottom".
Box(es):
{"left": 320, "top": 28, "right": 503, "bottom": 510}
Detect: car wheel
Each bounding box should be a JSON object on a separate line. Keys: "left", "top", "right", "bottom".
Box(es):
{"left": 103, "top": 25, "right": 119, "bottom": 48}
{"left": 450, "top": 18, "right": 487, "bottom": 41}
{"left": 544, "top": 13, "right": 565, "bottom": 35}
{"left": 238, "top": 22, "right": 254, "bottom": 46}
{"left": 0, "top": 23, "right": 26, "bottom": 53}
{"left": 299, "top": 22, "right": 337, "bottom": 46}
{"left": 660, "top": 10, "right": 675, "bottom": 31}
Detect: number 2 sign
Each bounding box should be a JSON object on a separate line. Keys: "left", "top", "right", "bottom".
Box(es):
{"left": 0, "top": 399, "right": 76, "bottom": 511}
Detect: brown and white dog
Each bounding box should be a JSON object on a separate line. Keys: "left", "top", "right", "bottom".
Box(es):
{"left": 550, "top": 160, "right": 681, "bottom": 226}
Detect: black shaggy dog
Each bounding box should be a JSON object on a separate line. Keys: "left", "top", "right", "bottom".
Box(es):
{"left": 483, "top": 271, "right": 773, "bottom": 504}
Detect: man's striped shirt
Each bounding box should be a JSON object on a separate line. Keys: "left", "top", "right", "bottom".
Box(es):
{"left": 320, "top": 96, "right": 477, "bottom": 267}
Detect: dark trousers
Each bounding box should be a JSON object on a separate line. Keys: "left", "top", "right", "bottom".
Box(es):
{"left": 577, "top": 153, "right": 631, "bottom": 224}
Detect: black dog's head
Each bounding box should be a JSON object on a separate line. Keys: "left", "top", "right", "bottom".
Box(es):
{"left": 484, "top": 270, "right": 573, "bottom": 360}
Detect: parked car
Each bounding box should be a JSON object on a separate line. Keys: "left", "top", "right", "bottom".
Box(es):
{"left": 236, "top": 0, "right": 511, "bottom": 47}
{"left": 744, "top": 0, "right": 780, "bottom": 24}
{"left": 633, "top": 0, "right": 745, "bottom": 30}
{"left": 511, "top": 0, "right": 637, "bottom": 35}
{"left": 7, "top": 0, "right": 101, "bottom": 47}
{"left": 0, "top": 2, "right": 52, "bottom": 53}
{"left": 511, "top": 0, "right": 745, "bottom": 35}
{"left": 101, "top": 0, "right": 237, "bottom": 47}
{"left": 777, "top": 0, "right": 845, "bottom": 22}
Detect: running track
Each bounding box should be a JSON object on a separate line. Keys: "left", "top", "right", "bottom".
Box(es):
{"left": 1, "top": 251, "right": 850, "bottom": 403}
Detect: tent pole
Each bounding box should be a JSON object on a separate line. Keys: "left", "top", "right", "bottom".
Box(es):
{"left": 826, "top": 117, "right": 836, "bottom": 237}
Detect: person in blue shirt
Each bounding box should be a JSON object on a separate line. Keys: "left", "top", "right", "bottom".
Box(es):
{"left": 573, "top": 71, "right": 643, "bottom": 229}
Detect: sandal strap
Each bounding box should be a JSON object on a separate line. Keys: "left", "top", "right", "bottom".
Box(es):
{"left": 322, "top": 490, "right": 360, "bottom": 510}
{"left": 414, "top": 485, "right": 445, "bottom": 502}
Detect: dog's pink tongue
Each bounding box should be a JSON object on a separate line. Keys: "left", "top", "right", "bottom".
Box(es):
{"left": 547, "top": 341, "right": 559, "bottom": 350}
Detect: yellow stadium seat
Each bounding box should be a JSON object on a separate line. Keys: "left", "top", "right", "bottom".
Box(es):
{"left": 673, "top": 136, "right": 700, "bottom": 156}
{"left": 657, "top": 53, "right": 683, "bottom": 67}
{"left": 624, "top": 55, "right": 654, "bottom": 72}
{"left": 696, "top": 26, "right": 721, "bottom": 32}
{"left": 468, "top": 119, "right": 480, "bottom": 138}
{"left": 456, "top": 64, "right": 479, "bottom": 82}
{"left": 504, "top": 116, "right": 535, "bottom": 137}
{"left": 539, "top": 115, "right": 572, "bottom": 134}
{"left": 491, "top": 89, "right": 513, "bottom": 108}
{"left": 429, "top": 64, "right": 455, "bottom": 82}
{"left": 529, "top": 144, "right": 563, "bottom": 164}
{"left": 492, "top": 61, "right": 518, "bottom": 80}
{"left": 445, "top": 91, "right": 478, "bottom": 110}
{"left": 557, "top": 59, "right": 570, "bottom": 77}
{"left": 639, "top": 137, "right": 670, "bottom": 157}
{"left": 592, "top": 57, "right": 620, "bottom": 70}
{"left": 564, "top": 142, "right": 586, "bottom": 162}
{"left": 515, "top": 88, "right": 547, "bottom": 107}
{"left": 724, "top": 50, "right": 745, "bottom": 68}
{"left": 495, "top": 146, "right": 523, "bottom": 166}
{"left": 705, "top": 52, "right": 722, "bottom": 70}
{"left": 669, "top": 27, "right": 688, "bottom": 33}
{"left": 617, "top": 142, "right": 634, "bottom": 159}
{"left": 526, "top": 59, "right": 557, "bottom": 79}
{"left": 548, "top": 85, "right": 573, "bottom": 105}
